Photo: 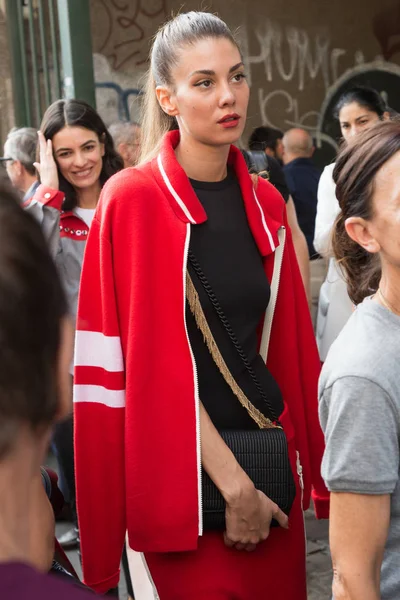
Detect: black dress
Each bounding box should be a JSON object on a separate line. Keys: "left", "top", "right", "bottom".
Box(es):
{"left": 186, "top": 170, "right": 283, "bottom": 430}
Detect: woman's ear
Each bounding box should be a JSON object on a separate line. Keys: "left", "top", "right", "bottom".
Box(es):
{"left": 345, "top": 216, "right": 381, "bottom": 254}
{"left": 383, "top": 111, "right": 391, "bottom": 121}
{"left": 156, "top": 86, "right": 179, "bottom": 117}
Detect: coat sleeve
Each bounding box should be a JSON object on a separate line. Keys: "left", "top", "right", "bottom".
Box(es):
{"left": 24, "top": 184, "right": 64, "bottom": 260}
{"left": 283, "top": 208, "right": 330, "bottom": 519}
{"left": 74, "top": 214, "right": 126, "bottom": 593}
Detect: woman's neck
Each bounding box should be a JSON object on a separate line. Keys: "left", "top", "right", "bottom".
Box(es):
{"left": 76, "top": 181, "right": 102, "bottom": 209}
{"left": 377, "top": 267, "right": 400, "bottom": 314}
{"left": 0, "top": 430, "right": 49, "bottom": 567}
{"left": 175, "top": 133, "right": 231, "bottom": 182}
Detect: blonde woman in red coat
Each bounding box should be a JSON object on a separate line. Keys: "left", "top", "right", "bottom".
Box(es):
{"left": 74, "top": 11, "right": 329, "bottom": 599}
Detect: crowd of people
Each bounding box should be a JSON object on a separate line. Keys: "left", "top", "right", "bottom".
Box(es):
{"left": 0, "top": 9, "right": 399, "bottom": 600}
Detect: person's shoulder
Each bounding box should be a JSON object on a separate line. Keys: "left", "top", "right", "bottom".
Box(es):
{"left": 265, "top": 157, "right": 290, "bottom": 202}
{"left": 0, "top": 562, "right": 95, "bottom": 599}
{"left": 96, "top": 162, "right": 157, "bottom": 222}
{"left": 102, "top": 162, "right": 155, "bottom": 199}
{"left": 255, "top": 175, "right": 286, "bottom": 221}
{"left": 320, "top": 299, "right": 400, "bottom": 392}
{"left": 321, "top": 162, "right": 335, "bottom": 179}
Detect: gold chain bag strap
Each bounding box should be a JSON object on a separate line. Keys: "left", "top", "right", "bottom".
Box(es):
{"left": 186, "top": 251, "right": 296, "bottom": 530}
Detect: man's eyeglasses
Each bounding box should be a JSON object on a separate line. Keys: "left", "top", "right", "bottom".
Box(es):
{"left": 0, "top": 158, "right": 13, "bottom": 169}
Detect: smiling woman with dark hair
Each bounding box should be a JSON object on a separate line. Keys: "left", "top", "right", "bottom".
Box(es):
{"left": 27, "top": 98, "right": 124, "bottom": 551}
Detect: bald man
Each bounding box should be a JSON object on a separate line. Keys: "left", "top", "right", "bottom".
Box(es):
{"left": 282, "top": 129, "right": 321, "bottom": 258}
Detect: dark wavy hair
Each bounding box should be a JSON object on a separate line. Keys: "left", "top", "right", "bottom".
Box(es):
{"left": 332, "top": 120, "right": 400, "bottom": 304}
{"left": 39, "top": 99, "right": 124, "bottom": 211}
{"left": 334, "top": 86, "right": 387, "bottom": 121}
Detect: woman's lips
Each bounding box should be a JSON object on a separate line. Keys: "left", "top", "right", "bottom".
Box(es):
{"left": 218, "top": 114, "right": 240, "bottom": 129}
{"left": 72, "top": 168, "right": 92, "bottom": 178}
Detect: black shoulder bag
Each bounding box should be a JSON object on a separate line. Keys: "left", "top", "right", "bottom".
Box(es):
{"left": 187, "top": 250, "right": 296, "bottom": 531}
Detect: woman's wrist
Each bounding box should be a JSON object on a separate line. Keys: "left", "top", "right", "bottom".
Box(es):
{"left": 218, "top": 464, "right": 255, "bottom": 505}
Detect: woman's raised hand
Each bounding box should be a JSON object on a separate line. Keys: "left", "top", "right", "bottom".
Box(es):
{"left": 33, "top": 131, "right": 59, "bottom": 190}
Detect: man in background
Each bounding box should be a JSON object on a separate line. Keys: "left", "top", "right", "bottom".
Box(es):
{"left": 248, "top": 126, "right": 284, "bottom": 163}
{"left": 282, "top": 128, "right": 321, "bottom": 259}
{"left": 109, "top": 121, "right": 141, "bottom": 168}
{"left": 247, "top": 126, "right": 311, "bottom": 305}
{"left": 1, "top": 127, "right": 39, "bottom": 202}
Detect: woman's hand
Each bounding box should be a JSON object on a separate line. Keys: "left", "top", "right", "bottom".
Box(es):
{"left": 33, "top": 131, "right": 59, "bottom": 190}
{"left": 199, "top": 402, "right": 289, "bottom": 551}
{"left": 224, "top": 479, "right": 289, "bottom": 551}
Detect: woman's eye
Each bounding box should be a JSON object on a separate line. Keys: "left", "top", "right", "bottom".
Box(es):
{"left": 84, "top": 145, "right": 95, "bottom": 151}
{"left": 58, "top": 152, "right": 70, "bottom": 158}
{"left": 195, "top": 80, "right": 212, "bottom": 88}
{"left": 232, "top": 73, "right": 246, "bottom": 82}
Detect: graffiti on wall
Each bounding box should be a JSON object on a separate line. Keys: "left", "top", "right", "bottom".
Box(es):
{"left": 245, "top": 19, "right": 369, "bottom": 133}
{"left": 91, "top": 0, "right": 167, "bottom": 71}
{"left": 245, "top": 19, "right": 350, "bottom": 92}
{"left": 243, "top": 16, "right": 400, "bottom": 162}
{"left": 90, "top": 3, "right": 400, "bottom": 165}
{"left": 373, "top": 4, "right": 400, "bottom": 61}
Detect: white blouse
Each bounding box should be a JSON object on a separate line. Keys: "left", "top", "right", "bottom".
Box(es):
{"left": 313, "top": 163, "right": 340, "bottom": 257}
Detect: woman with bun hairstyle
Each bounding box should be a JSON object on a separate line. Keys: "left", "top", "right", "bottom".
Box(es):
{"left": 320, "top": 119, "right": 400, "bottom": 600}
{"left": 74, "top": 12, "right": 329, "bottom": 599}
{"left": 314, "top": 86, "right": 390, "bottom": 361}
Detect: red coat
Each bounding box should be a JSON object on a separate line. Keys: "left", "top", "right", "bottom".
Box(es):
{"left": 74, "top": 130, "right": 329, "bottom": 593}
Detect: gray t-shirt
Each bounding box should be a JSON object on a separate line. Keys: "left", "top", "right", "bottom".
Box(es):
{"left": 319, "top": 298, "right": 400, "bottom": 600}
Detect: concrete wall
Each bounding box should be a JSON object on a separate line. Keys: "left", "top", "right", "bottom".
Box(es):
{"left": 90, "top": 0, "right": 400, "bottom": 165}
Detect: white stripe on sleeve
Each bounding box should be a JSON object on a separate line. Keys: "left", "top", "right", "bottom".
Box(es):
{"left": 74, "top": 331, "right": 124, "bottom": 372}
{"left": 74, "top": 384, "right": 126, "bottom": 408}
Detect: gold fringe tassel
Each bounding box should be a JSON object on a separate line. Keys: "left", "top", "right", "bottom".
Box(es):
{"left": 186, "top": 272, "right": 278, "bottom": 430}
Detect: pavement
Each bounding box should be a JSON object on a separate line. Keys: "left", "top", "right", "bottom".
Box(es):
{"left": 305, "top": 508, "right": 332, "bottom": 599}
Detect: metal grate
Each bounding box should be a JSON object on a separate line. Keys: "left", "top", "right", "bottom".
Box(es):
{"left": 6, "top": 0, "right": 62, "bottom": 128}
{"left": 6, "top": 0, "right": 95, "bottom": 128}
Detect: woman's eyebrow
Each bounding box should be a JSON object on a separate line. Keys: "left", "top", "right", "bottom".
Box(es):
{"left": 55, "top": 139, "right": 97, "bottom": 153}
{"left": 189, "top": 62, "right": 244, "bottom": 78}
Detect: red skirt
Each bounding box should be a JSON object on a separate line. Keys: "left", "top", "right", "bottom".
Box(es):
{"left": 145, "top": 441, "right": 307, "bottom": 600}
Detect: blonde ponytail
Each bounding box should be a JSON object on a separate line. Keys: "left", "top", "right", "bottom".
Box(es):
{"left": 138, "top": 70, "right": 174, "bottom": 164}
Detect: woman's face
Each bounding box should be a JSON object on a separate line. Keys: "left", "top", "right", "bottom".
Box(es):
{"left": 158, "top": 37, "right": 249, "bottom": 148}
{"left": 52, "top": 125, "right": 105, "bottom": 191}
{"left": 339, "top": 102, "right": 382, "bottom": 142}
{"left": 349, "top": 149, "right": 400, "bottom": 271}
{"left": 369, "top": 150, "right": 400, "bottom": 268}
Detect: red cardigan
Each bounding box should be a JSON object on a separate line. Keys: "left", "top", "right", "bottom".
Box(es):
{"left": 74, "top": 130, "right": 329, "bottom": 593}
